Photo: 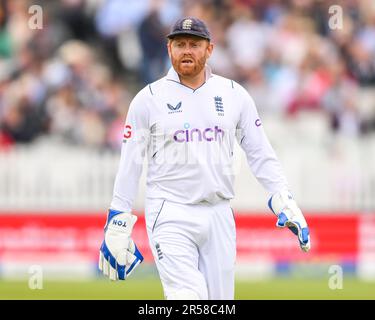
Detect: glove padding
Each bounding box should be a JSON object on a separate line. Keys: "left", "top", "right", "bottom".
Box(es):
{"left": 268, "top": 191, "right": 311, "bottom": 252}
{"left": 99, "top": 209, "right": 143, "bottom": 280}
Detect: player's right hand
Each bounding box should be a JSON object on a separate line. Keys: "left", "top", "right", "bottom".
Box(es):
{"left": 268, "top": 191, "right": 311, "bottom": 252}
{"left": 99, "top": 209, "right": 143, "bottom": 280}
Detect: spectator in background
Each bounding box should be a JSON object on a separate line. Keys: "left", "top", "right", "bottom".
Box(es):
{"left": 138, "top": 10, "right": 169, "bottom": 85}
{"left": 45, "top": 84, "right": 81, "bottom": 144}
{"left": 322, "top": 59, "right": 361, "bottom": 137}
{"left": 208, "top": 17, "right": 237, "bottom": 80}
{"left": 1, "top": 90, "right": 44, "bottom": 143}
{"left": 95, "top": 0, "right": 149, "bottom": 74}
{"left": 348, "top": 39, "right": 375, "bottom": 86}
{"left": 57, "top": 0, "right": 95, "bottom": 42}
{"left": 0, "top": 0, "right": 11, "bottom": 58}
{"left": 1, "top": 0, "right": 375, "bottom": 151}
{"left": 226, "top": 6, "right": 270, "bottom": 82}
{"left": 286, "top": 44, "right": 333, "bottom": 116}
{"left": 244, "top": 66, "right": 274, "bottom": 114}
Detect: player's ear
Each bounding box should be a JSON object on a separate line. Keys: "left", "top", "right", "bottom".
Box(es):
{"left": 206, "top": 41, "right": 213, "bottom": 59}
{"left": 167, "top": 39, "right": 172, "bottom": 59}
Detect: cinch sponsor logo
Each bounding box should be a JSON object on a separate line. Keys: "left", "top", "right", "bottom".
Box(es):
{"left": 173, "top": 123, "right": 224, "bottom": 142}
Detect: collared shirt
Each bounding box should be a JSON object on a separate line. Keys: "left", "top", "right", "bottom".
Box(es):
{"left": 111, "top": 66, "right": 288, "bottom": 212}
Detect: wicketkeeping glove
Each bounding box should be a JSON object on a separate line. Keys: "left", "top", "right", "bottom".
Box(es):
{"left": 99, "top": 209, "right": 144, "bottom": 280}
{"left": 268, "top": 191, "right": 311, "bottom": 252}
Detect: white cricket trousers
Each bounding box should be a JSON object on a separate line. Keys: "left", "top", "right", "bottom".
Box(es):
{"left": 145, "top": 198, "right": 236, "bottom": 300}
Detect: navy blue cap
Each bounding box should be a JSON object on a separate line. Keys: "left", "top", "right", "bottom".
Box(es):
{"left": 167, "top": 17, "right": 211, "bottom": 41}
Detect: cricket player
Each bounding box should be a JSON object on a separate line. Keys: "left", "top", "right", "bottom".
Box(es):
{"left": 98, "top": 17, "right": 311, "bottom": 300}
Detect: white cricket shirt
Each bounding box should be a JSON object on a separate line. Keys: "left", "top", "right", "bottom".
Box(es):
{"left": 111, "top": 66, "right": 288, "bottom": 212}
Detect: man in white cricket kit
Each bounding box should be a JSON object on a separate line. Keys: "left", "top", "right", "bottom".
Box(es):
{"left": 98, "top": 17, "right": 311, "bottom": 300}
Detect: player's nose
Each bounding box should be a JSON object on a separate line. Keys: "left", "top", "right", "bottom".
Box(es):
{"left": 182, "top": 45, "right": 193, "bottom": 54}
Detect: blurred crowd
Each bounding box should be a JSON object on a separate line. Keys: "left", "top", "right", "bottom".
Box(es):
{"left": 0, "top": 0, "right": 375, "bottom": 151}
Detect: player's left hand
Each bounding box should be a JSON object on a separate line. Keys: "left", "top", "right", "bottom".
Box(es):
{"left": 268, "top": 191, "right": 311, "bottom": 252}
{"left": 99, "top": 209, "right": 144, "bottom": 280}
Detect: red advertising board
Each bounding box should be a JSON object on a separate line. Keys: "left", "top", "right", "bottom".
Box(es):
{"left": 235, "top": 213, "right": 359, "bottom": 262}
{"left": 0, "top": 212, "right": 361, "bottom": 276}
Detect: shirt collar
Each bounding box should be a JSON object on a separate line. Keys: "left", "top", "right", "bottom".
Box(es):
{"left": 166, "top": 64, "right": 213, "bottom": 83}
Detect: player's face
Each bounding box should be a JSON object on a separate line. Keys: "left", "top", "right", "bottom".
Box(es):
{"left": 168, "top": 36, "right": 213, "bottom": 78}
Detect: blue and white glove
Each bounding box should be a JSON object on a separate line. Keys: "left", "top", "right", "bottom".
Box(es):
{"left": 99, "top": 209, "right": 144, "bottom": 280}
{"left": 268, "top": 191, "right": 311, "bottom": 252}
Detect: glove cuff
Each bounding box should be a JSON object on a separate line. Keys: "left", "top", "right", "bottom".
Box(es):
{"left": 269, "top": 190, "right": 307, "bottom": 228}
{"left": 105, "top": 209, "right": 137, "bottom": 235}
{"left": 268, "top": 190, "right": 295, "bottom": 215}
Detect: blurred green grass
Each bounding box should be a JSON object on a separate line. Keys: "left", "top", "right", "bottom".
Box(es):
{"left": 0, "top": 277, "right": 374, "bottom": 300}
